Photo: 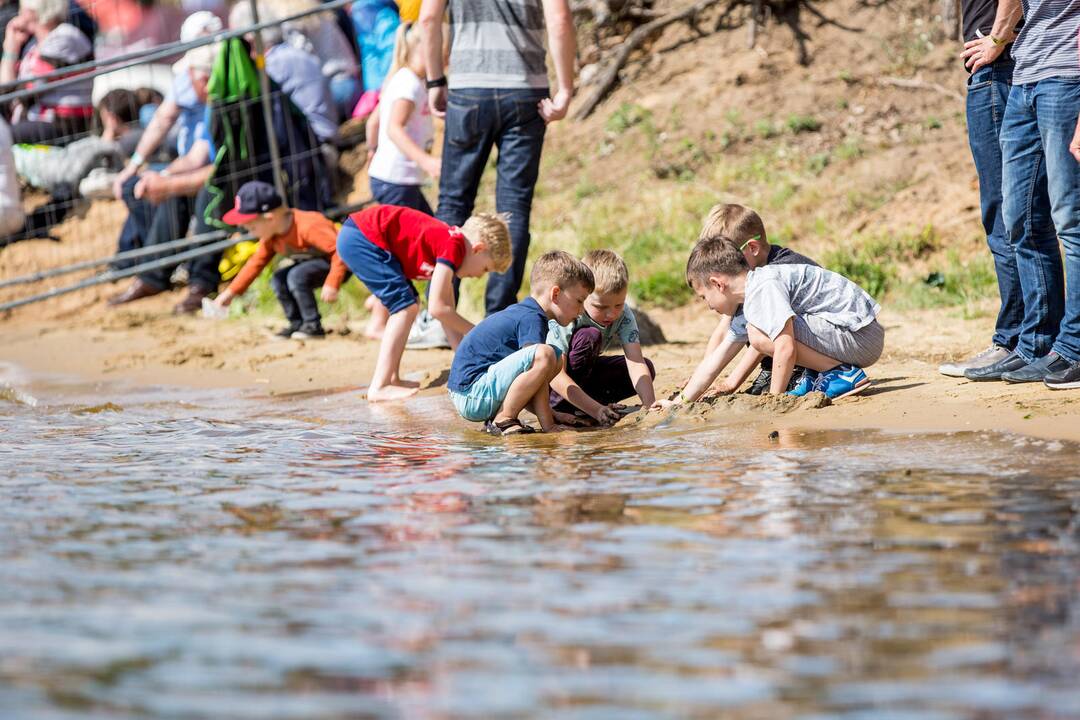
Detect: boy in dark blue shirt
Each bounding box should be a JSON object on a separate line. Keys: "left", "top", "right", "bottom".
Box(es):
{"left": 448, "top": 251, "right": 594, "bottom": 436}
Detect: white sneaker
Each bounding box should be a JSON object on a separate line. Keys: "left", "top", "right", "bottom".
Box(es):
{"left": 406, "top": 310, "right": 451, "bottom": 349}
{"left": 78, "top": 168, "right": 117, "bottom": 200}
{"left": 939, "top": 345, "right": 1012, "bottom": 377}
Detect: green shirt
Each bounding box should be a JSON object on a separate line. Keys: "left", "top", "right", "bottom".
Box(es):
{"left": 547, "top": 307, "right": 641, "bottom": 354}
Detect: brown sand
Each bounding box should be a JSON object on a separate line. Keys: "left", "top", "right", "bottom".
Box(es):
{"left": 3, "top": 294, "right": 1079, "bottom": 443}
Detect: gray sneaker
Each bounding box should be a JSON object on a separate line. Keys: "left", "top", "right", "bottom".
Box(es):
{"left": 406, "top": 310, "right": 451, "bottom": 350}
{"left": 939, "top": 345, "right": 1012, "bottom": 377}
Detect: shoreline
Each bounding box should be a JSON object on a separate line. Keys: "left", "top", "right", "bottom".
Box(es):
{"left": 4, "top": 297, "right": 1080, "bottom": 444}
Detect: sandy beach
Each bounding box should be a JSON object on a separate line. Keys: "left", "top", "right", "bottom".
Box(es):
{"left": 5, "top": 292, "right": 1079, "bottom": 444}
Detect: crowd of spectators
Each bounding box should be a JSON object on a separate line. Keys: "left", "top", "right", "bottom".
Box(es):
{"left": 0, "top": 0, "right": 403, "bottom": 307}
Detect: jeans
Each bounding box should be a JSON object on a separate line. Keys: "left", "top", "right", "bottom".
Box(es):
{"left": 270, "top": 257, "right": 330, "bottom": 325}
{"left": 120, "top": 174, "right": 191, "bottom": 275}
{"left": 550, "top": 327, "right": 655, "bottom": 410}
{"left": 1000, "top": 79, "right": 1080, "bottom": 362}
{"left": 437, "top": 87, "right": 548, "bottom": 314}
{"left": 966, "top": 61, "right": 1023, "bottom": 350}
{"left": 370, "top": 177, "right": 433, "bottom": 215}
{"left": 133, "top": 184, "right": 223, "bottom": 292}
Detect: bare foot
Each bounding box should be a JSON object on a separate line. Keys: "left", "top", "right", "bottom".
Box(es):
{"left": 391, "top": 376, "right": 421, "bottom": 389}
{"left": 368, "top": 384, "right": 420, "bottom": 402}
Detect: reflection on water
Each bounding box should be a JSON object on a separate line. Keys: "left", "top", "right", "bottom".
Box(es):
{"left": 2, "top": 365, "right": 1080, "bottom": 719}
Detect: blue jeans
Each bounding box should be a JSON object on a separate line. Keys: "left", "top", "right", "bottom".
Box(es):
{"left": 1000, "top": 79, "right": 1080, "bottom": 362}
{"left": 437, "top": 87, "right": 548, "bottom": 314}
{"left": 966, "top": 62, "right": 1023, "bottom": 350}
{"left": 370, "top": 177, "right": 433, "bottom": 215}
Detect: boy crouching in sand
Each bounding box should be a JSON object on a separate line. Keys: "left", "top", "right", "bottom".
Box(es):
{"left": 674, "top": 236, "right": 884, "bottom": 401}
{"left": 697, "top": 203, "right": 819, "bottom": 396}
{"left": 448, "top": 251, "right": 594, "bottom": 436}
{"left": 547, "top": 250, "right": 656, "bottom": 425}
{"left": 337, "top": 205, "right": 511, "bottom": 402}
{"left": 213, "top": 181, "right": 347, "bottom": 339}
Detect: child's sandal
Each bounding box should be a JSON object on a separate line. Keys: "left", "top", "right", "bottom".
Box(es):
{"left": 483, "top": 418, "right": 536, "bottom": 436}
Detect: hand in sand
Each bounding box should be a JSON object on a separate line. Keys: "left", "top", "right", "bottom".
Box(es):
{"left": 650, "top": 398, "right": 679, "bottom": 412}
{"left": 320, "top": 286, "right": 338, "bottom": 303}
{"left": 593, "top": 404, "right": 620, "bottom": 426}
{"left": 553, "top": 410, "right": 590, "bottom": 427}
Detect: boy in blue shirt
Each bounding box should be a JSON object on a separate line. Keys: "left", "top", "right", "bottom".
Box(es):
{"left": 448, "top": 251, "right": 594, "bottom": 436}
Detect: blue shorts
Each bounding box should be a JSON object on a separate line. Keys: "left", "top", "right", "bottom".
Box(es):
{"left": 450, "top": 345, "right": 543, "bottom": 422}
{"left": 336, "top": 218, "right": 418, "bottom": 314}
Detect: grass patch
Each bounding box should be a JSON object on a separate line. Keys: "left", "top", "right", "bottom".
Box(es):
{"left": 606, "top": 102, "right": 653, "bottom": 135}
{"left": 786, "top": 114, "right": 822, "bottom": 134}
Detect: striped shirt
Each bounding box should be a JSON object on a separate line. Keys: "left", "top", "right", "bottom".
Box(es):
{"left": 447, "top": 0, "right": 549, "bottom": 90}
{"left": 1012, "top": 0, "right": 1080, "bottom": 84}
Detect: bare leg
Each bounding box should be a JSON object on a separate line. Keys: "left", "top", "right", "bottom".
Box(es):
{"left": 748, "top": 324, "right": 844, "bottom": 393}
{"left": 493, "top": 345, "right": 558, "bottom": 429}
{"left": 369, "top": 303, "right": 420, "bottom": 402}
{"left": 365, "top": 295, "right": 390, "bottom": 340}
{"left": 445, "top": 326, "right": 464, "bottom": 350}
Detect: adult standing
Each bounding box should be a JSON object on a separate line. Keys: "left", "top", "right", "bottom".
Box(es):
{"left": 419, "top": 0, "right": 576, "bottom": 315}
{"left": 939, "top": 0, "right": 1024, "bottom": 377}
{"left": 964, "top": 0, "right": 1080, "bottom": 389}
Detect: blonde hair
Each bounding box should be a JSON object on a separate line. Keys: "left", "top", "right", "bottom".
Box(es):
{"left": 700, "top": 203, "right": 768, "bottom": 246}
{"left": 388, "top": 22, "right": 423, "bottom": 83}
{"left": 461, "top": 213, "right": 512, "bottom": 274}
{"left": 531, "top": 251, "right": 595, "bottom": 296}
{"left": 22, "top": 0, "right": 68, "bottom": 25}
{"left": 581, "top": 249, "right": 628, "bottom": 295}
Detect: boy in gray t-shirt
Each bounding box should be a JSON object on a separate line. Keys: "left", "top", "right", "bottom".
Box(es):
{"left": 675, "top": 236, "right": 884, "bottom": 401}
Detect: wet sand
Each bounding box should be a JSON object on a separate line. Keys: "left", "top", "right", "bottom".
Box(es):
{"left": 4, "top": 293, "right": 1079, "bottom": 444}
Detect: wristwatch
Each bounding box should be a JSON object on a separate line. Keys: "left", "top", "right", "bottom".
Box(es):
{"left": 425, "top": 76, "right": 447, "bottom": 89}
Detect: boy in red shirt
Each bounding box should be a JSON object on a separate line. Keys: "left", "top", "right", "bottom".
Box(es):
{"left": 337, "top": 205, "right": 511, "bottom": 402}
{"left": 213, "top": 182, "right": 348, "bottom": 339}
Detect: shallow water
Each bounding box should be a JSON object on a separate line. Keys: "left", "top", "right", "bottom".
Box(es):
{"left": 2, "top": 364, "right": 1080, "bottom": 720}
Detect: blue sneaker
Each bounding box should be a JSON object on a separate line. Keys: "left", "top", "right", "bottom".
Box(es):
{"left": 817, "top": 364, "right": 870, "bottom": 399}
{"left": 786, "top": 369, "right": 820, "bottom": 397}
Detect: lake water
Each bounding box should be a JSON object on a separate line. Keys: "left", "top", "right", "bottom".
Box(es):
{"left": 2, "top": 364, "right": 1079, "bottom": 719}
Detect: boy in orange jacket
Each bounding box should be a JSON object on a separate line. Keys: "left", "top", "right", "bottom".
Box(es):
{"left": 213, "top": 181, "right": 348, "bottom": 338}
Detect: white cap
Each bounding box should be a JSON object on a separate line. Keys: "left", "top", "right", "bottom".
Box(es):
{"left": 180, "top": 10, "right": 223, "bottom": 44}
{"left": 174, "top": 42, "right": 219, "bottom": 76}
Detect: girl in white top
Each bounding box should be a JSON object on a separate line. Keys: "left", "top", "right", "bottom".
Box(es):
{"left": 366, "top": 22, "right": 438, "bottom": 215}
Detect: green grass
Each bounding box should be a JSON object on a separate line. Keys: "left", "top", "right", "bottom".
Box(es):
{"left": 786, "top": 114, "right": 822, "bottom": 134}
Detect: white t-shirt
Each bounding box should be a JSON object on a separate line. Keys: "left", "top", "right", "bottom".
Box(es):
{"left": 368, "top": 68, "right": 434, "bottom": 186}
{"left": 0, "top": 119, "right": 26, "bottom": 236}
{"left": 742, "top": 264, "right": 881, "bottom": 341}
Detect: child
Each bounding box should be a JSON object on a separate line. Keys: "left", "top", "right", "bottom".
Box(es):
{"left": 366, "top": 22, "right": 438, "bottom": 214}
{"left": 697, "top": 203, "right": 820, "bottom": 396}
{"left": 668, "top": 235, "right": 884, "bottom": 402}
{"left": 546, "top": 249, "right": 657, "bottom": 425}
{"left": 337, "top": 204, "right": 511, "bottom": 402}
{"left": 212, "top": 181, "right": 347, "bottom": 339}
{"left": 448, "top": 251, "right": 594, "bottom": 436}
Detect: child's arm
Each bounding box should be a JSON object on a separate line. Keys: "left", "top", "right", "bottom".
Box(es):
{"left": 214, "top": 240, "right": 274, "bottom": 307}
{"left": 428, "top": 264, "right": 473, "bottom": 348}
{"left": 715, "top": 345, "right": 763, "bottom": 394}
{"left": 549, "top": 363, "right": 620, "bottom": 425}
{"left": 365, "top": 109, "right": 380, "bottom": 163}
{"left": 653, "top": 337, "right": 742, "bottom": 409}
{"left": 705, "top": 314, "right": 732, "bottom": 355}
{"left": 385, "top": 99, "right": 440, "bottom": 178}
{"left": 769, "top": 320, "right": 798, "bottom": 394}
{"left": 623, "top": 342, "right": 656, "bottom": 407}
